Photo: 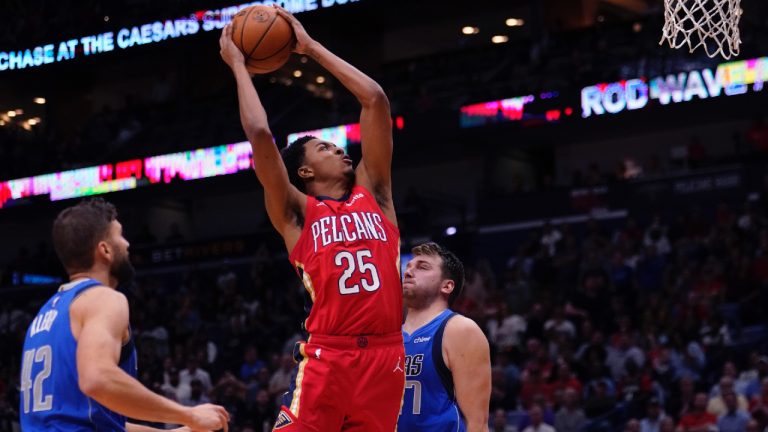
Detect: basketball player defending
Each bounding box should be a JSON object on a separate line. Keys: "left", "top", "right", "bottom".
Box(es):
{"left": 20, "top": 199, "right": 229, "bottom": 432}
{"left": 219, "top": 7, "right": 404, "bottom": 432}
{"left": 399, "top": 243, "right": 491, "bottom": 432}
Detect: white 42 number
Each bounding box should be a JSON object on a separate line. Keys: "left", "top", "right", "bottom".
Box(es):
{"left": 20, "top": 345, "right": 54, "bottom": 413}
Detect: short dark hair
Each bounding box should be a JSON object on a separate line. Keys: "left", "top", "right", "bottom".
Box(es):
{"left": 52, "top": 198, "right": 117, "bottom": 274}
{"left": 412, "top": 242, "right": 465, "bottom": 305}
{"left": 281, "top": 135, "right": 317, "bottom": 193}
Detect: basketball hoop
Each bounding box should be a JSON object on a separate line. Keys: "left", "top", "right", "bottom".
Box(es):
{"left": 659, "top": 0, "right": 742, "bottom": 59}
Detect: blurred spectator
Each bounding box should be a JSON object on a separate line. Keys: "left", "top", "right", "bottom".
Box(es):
{"left": 160, "top": 367, "right": 190, "bottom": 402}
{"left": 707, "top": 377, "right": 749, "bottom": 416}
{"left": 606, "top": 333, "right": 645, "bottom": 381}
{"left": 268, "top": 354, "right": 294, "bottom": 401}
{"left": 491, "top": 408, "right": 517, "bottom": 432}
{"left": 250, "top": 389, "right": 276, "bottom": 431}
{"left": 678, "top": 393, "right": 717, "bottom": 432}
{"left": 180, "top": 357, "right": 212, "bottom": 392}
{"left": 584, "top": 380, "right": 616, "bottom": 419}
{"left": 555, "top": 388, "right": 587, "bottom": 432}
{"left": 749, "top": 378, "right": 768, "bottom": 427}
{"left": 181, "top": 379, "right": 210, "bottom": 406}
{"left": 210, "top": 372, "right": 247, "bottom": 426}
{"left": 667, "top": 376, "right": 697, "bottom": 418}
{"left": 544, "top": 307, "right": 576, "bottom": 340}
{"left": 550, "top": 361, "right": 582, "bottom": 396}
{"left": 488, "top": 304, "right": 527, "bottom": 351}
{"left": 640, "top": 397, "right": 668, "bottom": 432}
{"left": 240, "top": 345, "right": 266, "bottom": 381}
{"left": 521, "top": 404, "right": 555, "bottom": 432}
{"left": 625, "top": 418, "right": 640, "bottom": 432}
{"left": 716, "top": 391, "right": 751, "bottom": 432}
{"left": 659, "top": 417, "right": 675, "bottom": 432}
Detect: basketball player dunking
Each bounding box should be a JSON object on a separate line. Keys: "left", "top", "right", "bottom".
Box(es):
{"left": 220, "top": 6, "right": 405, "bottom": 432}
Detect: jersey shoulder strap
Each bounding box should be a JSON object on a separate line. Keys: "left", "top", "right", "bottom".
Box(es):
{"left": 432, "top": 311, "right": 457, "bottom": 399}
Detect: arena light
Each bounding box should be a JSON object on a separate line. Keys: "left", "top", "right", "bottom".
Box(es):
{"left": 491, "top": 35, "right": 509, "bottom": 44}
{"left": 316, "top": 76, "right": 326, "bottom": 84}
{"left": 445, "top": 226, "right": 457, "bottom": 236}
{"left": 293, "top": 70, "right": 303, "bottom": 78}
{"left": 462, "top": 26, "right": 480, "bottom": 35}
{"left": 21, "top": 121, "right": 31, "bottom": 130}
{"left": 506, "top": 18, "right": 524, "bottom": 27}
{"left": 0, "top": 120, "right": 5, "bottom": 126}
{"left": 7, "top": 110, "right": 16, "bottom": 117}
{"left": 33, "top": 97, "right": 46, "bottom": 104}
{"left": 27, "top": 118, "right": 38, "bottom": 125}
{"left": 14, "top": 109, "right": 23, "bottom": 115}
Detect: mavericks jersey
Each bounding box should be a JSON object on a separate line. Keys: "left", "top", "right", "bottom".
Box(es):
{"left": 399, "top": 309, "right": 466, "bottom": 432}
{"left": 288, "top": 185, "right": 402, "bottom": 336}
{"left": 20, "top": 279, "right": 138, "bottom": 431}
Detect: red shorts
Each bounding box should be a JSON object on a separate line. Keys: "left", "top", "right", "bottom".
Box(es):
{"left": 273, "top": 332, "right": 405, "bottom": 432}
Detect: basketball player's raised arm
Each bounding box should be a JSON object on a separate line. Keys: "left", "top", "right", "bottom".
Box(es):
{"left": 74, "top": 288, "right": 229, "bottom": 431}
{"left": 275, "top": 7, "right": 395, "bottom": 220}
{"left": 444, "top": 316, "right": 491, "bottom": 432}
{"left": 219, "top": 24, "right": 304, "bottom": 244}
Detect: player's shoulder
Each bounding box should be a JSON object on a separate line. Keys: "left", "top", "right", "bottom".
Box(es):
{"left": 444, "top": 314, "right": 485, "bottom": 341}
{"left": 71, "top": 285, "right": 128, "bottom": 312}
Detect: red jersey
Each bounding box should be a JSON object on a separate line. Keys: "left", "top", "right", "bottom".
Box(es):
{"left": 288, "top": 185, "right": 402, "bottom": 336}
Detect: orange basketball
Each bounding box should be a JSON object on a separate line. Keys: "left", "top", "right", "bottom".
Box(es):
{"left": 230, "top": 6, "right": 294, "bottom": 74}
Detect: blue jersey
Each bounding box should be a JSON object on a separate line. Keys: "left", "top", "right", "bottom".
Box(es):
{"left": 20, "top": 279, "right": 138, "bottom": 431}
{"left": 399, "top": 309, "right": 466, "bottom": 432}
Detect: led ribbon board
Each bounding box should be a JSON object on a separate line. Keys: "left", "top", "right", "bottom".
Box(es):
{"left": 0, "top": 142, "right": 253, "bottom": 209}
{"left": 287, "top": 123, "right": 362, "bottom": 151}
{"left": 0, "top": 0, "right": 362, "bottom": 72}
{"left": 581, "top": 56, "right": 768, "bottom": 118}
{"left": 460, "top": 92, "right": 573, "bottom": 127}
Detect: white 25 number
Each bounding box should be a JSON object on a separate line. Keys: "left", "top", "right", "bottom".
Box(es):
{"left": 335, "top": 249, "right": 380, "bottom": 294}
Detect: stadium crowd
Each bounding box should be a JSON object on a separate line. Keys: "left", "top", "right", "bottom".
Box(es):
{"left": 1, "top": 190, "right": 767, "bottom": 431}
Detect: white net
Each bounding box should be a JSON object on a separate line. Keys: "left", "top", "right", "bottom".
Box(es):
{"left": 659, "top": 0, "right": 742, "bottom": 59}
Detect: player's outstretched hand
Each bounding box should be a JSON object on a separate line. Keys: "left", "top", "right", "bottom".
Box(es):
{"left": 219, "top": 23, "right": 245, "bottom": 70}
{"left": 273, "top": 5, "right": 316, "bottom": 55}
{"left": 185, "top": 403, "right": 230, "bottom": 431}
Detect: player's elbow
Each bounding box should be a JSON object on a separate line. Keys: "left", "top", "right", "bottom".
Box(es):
{"left": 78, "top": 368, "right": 110, "bottom": 398}
{"left": 360, "top": 85, "right": 389, "bottom": 109}
{"left": 245, "top": 126, "right": 273, "bottom": 144}
{"left": 465, "top": 414, "right": 490, "bottom": 432}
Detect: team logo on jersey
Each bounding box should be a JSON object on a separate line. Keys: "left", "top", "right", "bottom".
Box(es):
{"left": 345, "top": 193, "right": 365, "bottom": 207}
{"left": 413, "top": 336, "right": 431, "bottom": 343}
{"left": 315, "top": 348, "right": 322, "bottom": 359}
{"left": 274, "top": 411, "right": 294, "bottom": 429}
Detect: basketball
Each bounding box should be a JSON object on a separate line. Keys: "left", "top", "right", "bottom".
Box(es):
{"left": 231, "top": 5, "right": 294, "bottom": 74}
